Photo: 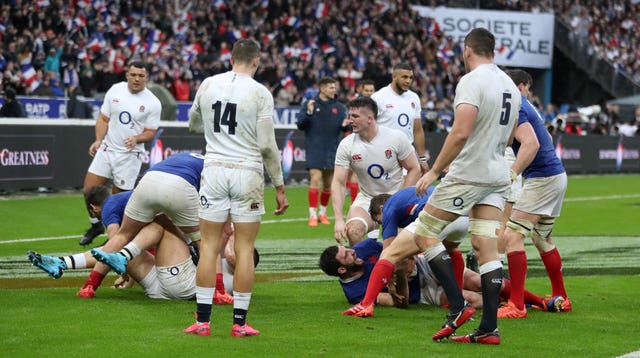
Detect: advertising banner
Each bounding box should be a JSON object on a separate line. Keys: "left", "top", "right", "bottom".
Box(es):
{"left": 412, "top": 6, "right": 555, "bottom": 69}
{"left": 1, "top": 119, "right": 638, "bottom": 191}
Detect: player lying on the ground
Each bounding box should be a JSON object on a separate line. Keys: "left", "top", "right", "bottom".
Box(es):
{"left": 320, "top": 238, "right": 565, "bottom": 312}
{"left": 77, "top": 152, "right": 204, "bottom": 299}
{"left": 28, "top": 217, "right": 198, "bottom": 300}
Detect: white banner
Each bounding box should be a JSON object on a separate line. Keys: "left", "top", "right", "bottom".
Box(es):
{"left": 412, "top": 6, "right": 555, "bottom": 69}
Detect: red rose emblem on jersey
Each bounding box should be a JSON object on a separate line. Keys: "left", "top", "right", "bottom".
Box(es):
{"left": 384, "top": 149, "right": 392, "bottom": 159}
{"left": 411, "top": 102, "right": 416, "bottom": 108}
{"left": 352, "top": 154, "right": 362, "bottom": 161}
{"left": 139, "top": 105, "right": 145, "bottom": 112}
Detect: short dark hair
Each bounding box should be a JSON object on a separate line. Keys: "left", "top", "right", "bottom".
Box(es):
{"left": 507, "top": 69, "right": 532, "bottom": 87}
{"left": 319, "top": 246, "right": 341, "bottom": 276}
{"left": 369, "top": 193, "right": 392, "bottom": 221}
{"left": 127, "top": 60, "right": 148, "bottom": 72}
{"left": 4, "top": 87, "right": 16, "bottom": 100}
{"left": 348, "top": 96, "right": 378, "bottom": 120}
{"left": 231, "top": 39, "right": 260, "bottom": 65}
{"left": 464, "top": 28, "right": 495, "bottom": 58}
{"left": 318, "top": 77, "right": 337, "bottom": 87}
{"left": 393, "top": 63, "right": 412, "bottom": 72}
{"left": 84, "top": 185, "right": 110, "bottom": 214}
{"left": 360, "top": 79, "right": 375, "bottom": 87}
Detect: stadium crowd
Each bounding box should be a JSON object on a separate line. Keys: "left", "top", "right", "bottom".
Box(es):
{"left": 1, "top": 0, "right": 638, "bottom": 136}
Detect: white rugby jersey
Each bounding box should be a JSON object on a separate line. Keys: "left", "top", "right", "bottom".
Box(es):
{"left": 335, "top": 127, "right": 413, "bottom": 199}
{"left": 190, "top": 71, "right": 275, "bottom": 169}
{"left": 100, "top": 82, "right": 161, "bottom": 153}
{"left": 447, "top": 64, "right": 521, "bottom": 185}
{"left": 371, "top": 85, "right": 422, "bottom": 143}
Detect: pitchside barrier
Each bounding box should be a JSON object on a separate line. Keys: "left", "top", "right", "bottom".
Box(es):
{"left": 1, "top": 118, "right": 639, "bottom": 192}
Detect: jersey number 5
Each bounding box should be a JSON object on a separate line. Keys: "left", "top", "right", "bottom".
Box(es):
{"left": 499, "top": 92, "right": 512, "bottom": 126}
{"left": 212, "top": 101, "right": 238, "bottom": 135}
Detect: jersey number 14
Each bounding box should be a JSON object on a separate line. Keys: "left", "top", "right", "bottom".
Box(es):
{"left": 212, "top": 101, "right": 238, "bottom": 135}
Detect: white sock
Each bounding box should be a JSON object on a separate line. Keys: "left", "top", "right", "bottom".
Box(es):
{"left": 233, "top": 291, "right": 252, "bottom": 310}
{"left": 309, "top": 208, "right": 317, "bottom": 218}
{"left": 89, "top": 216, "right": 100, "bottom": 224}
{"left": 64, "top": 253, "right": 87, "bottom": 269}
{"left": 196, "top": 286, "right": 215, "bottom": 305}
{"left": 120, "top": 242, "right": 141, "bottom": 260}
{"left": 368, "top": 229, "right": 380, "bottom": 240}
{"left": 319, "top": 205, "right": 327, "bottom": 216}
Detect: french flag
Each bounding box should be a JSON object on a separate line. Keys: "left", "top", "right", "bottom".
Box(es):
{"left": 88, "top": 36, "right": 105, "bottom": 52}
{"left": 375, "top": 0, "right": 390, "bottom": 13}
{"left": 77, "top": 50, "right": 89, "bottom": 61}
{"left": 280, "top": 75, "right": 293, "bottom": 89}
{"left": 321, "top": 43, "right": 336, "bottom": 54}
{"left": 148, "top": 29, "right": 163, "bottom": 42}
{"left": 127, "top": 33, "right": 141, "bottom": 50}
{"left": 21, "top": 65, "right": 37, "bottom": 85}
{"left": 229, "top": 29, "right": 246, "bottom": 42}
{"left": 262, "top": 32, "right": 277, "bottom": 43}
{"left": 284, "top": 16, "right": 299, "bottom": 28}
{"left": 36, "top": 0, "right": 50, "bottom": 8}
{"left": 73, "top": 16, "right": 87, "bottom": 29}
{"left": 260, "top": 0, "right": 269, "bottom": 9}
{"left": 315, "top": 2, "right": 329, "bottom": 18}
{"left": 213, "top": 0, "right": 226, "bottom": 9}
{"left": 299, "top": 47, "right": 312, "bottom": 61}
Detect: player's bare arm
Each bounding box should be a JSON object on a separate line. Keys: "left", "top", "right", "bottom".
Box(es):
{"left": 89, "top": 113, "right": 109, "bottom": 157}
{"left": 331, "top": 166, "right": 350, "bottom": 244}
{"left": 412, "top": 116, "right": 429, "bottom": 173}
{"left": 400, "top": 153, "right": 420, "bottom": 188}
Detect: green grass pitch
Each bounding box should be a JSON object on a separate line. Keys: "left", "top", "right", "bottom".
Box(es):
{"left": 0, "top": 174, "right": 639, "bottom": 357}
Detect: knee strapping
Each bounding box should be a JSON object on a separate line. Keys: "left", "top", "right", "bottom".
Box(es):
{"left": 187, "top": 231, "right": 201, "bottom": 242}
{"left": 415, "top": 211, "right": 449, "bottom": 238}
{"left": 506, "top": 217, "right": 533, "bottom": 237}
{"left": 532, "top": 219, "right": 555, "bottom": 252}
{"left": 469, "top": 219, "right": 501, "bottom": 239}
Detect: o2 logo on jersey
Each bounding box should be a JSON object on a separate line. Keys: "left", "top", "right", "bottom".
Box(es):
{"left": 368, "top": 164, "right": 389, "bottom": 180}
{"left": 397, "top": 113, "right": 410, "bottom": 127}
{"left": 119, "top": 111, "right": 134, "bottom": 129}
{"left": 200, "top": 195, "right": 211, "bottom": 208}
{"left": 452, "top": 197, "right": 464, "bottom": 208}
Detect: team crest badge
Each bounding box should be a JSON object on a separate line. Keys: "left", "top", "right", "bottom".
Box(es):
{"left": 411, "top": 102, "right": 416, "bottom": 108}
{"left": 384, "top": 149, "right": 392, "bottom": 159}
{"left": 139, "top": 105, "right": 145, "bottom": 112}
{"left": 332, "top": 108, "right": 338, "bottom": 114}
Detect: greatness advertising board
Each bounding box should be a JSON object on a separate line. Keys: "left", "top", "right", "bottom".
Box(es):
{"left": 412, "top": 6, "right": 555, "bottom": 69}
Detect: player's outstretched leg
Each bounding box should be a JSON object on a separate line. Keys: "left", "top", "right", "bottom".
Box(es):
{"left": 91, "top": 248, "right": 129, "bottom": 275}
{"left": 27, "top": 251, "right": 67, "bottom": 279}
